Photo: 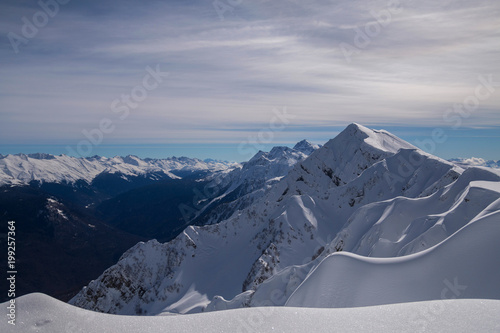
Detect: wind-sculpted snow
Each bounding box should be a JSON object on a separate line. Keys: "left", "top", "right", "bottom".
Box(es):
{"left": 286, "top": 205, "right": 500, "bottom": 308}
{"left": 69, "top": 124, "right": 500, "bottom": 315}
{"left": 6, "top": 293, "right": 500, "bottom": 333}
{"left": 0, "top": 153, "right": 237, "bottom": 186}
{"left": 324, "top": 168, "right": 499, "bottom": 258}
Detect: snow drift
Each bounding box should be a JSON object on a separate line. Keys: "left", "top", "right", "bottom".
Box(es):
{"left": 286, "top": 203, "right": 500, "bottom": 308}
{"left": 3, "top": 293, "right": 500, "bottom": 333}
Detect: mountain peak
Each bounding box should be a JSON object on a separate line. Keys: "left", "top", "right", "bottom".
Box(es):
{"left": 328, "top": 123, "right": 416, "bottom": 155}
{"left": 342, "top": 122, "right": 384, "bottom": 140}
{"left": 346, "top": 122, "right": 369, "bottom": 131}
{"left": 293, "top": 140, "right": 321, "bottom": 155}
{"left": 287, "top": 124, "right": 419, "bottom": 192}
{"left": 27, "top": 153, "right": 57, "bottom": 160}
{"left": 268, "top": 146, "right": 294, "bottom": 157}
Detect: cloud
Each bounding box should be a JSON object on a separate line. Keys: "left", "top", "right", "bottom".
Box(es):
{"left": 0, "top": 0, "right": 499, "bottom": 150}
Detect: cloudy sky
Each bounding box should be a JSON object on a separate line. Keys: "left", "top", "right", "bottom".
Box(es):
{"left": 1, "top": 0, "right": 499, "bottom": 161}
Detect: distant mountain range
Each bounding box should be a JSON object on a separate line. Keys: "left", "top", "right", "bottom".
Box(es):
{"left": 0, "top": 141, "right": 319, "bottom": 302}
{"left": 448, "top": 157, "right": 500, "bottom": 169}
{"left": 0, "top": 153, "right": 237, "bottom": 186}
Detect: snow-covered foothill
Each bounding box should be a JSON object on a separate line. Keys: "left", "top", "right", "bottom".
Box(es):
{"left": 193, "top": 140, "right": 320, "bottom": 225}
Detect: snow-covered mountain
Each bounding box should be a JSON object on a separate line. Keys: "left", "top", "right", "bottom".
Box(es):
{"left": 286, "top": 199, "right": 500, "bottom": 308}
{"left": 0, "top": 153, "right": 237, "bottom": 186}
{"left": 293, "top": 139, "right": 321, "bottom": 155}
{"left": 192, "top": 140, "right": 320, "bottom": 225}
{"left": 0, "top": 153, "right": 240, "bottom": 302}
{"left": 449, "top": 157, "right": 500, "bottom": 169}
{"left": 1, "top": 142, "right": 320, "bottom": 303}
{"left": 0, "top": 186, "right": 144, "bottom": 303}
{"left": 69, "top": 124, "right": 500, "bottom": 315}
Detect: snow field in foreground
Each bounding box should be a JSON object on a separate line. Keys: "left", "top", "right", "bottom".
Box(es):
{"left": 2, "top": 293, "right": 500, "bottom": 333}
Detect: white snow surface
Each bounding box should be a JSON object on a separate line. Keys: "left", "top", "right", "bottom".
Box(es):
{"left": 210, "top": 142, "right": 315, "bottom": 195}
{"left": 0, "top": 153, "right": 238, "bottom": 186}
{"left": 286, "top": 203, "right": 500, "bottom": 307}
{"left": 3, "top": 293, "right": 500, "bottom": 333}
{"left": 195, "top": 142, "right": 319, "bottom": 224}
{"left": 68, "top": 124, "right": 500, "bottom": 316}
{"left": 293, "top": 139, "right": 321, "bottom": 155}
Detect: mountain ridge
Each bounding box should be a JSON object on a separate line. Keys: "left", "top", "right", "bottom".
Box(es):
{"left": 0, "top": 153, "right": 238, "bottom": 186}
{"left": 69, "top": 123, "right": 499, "bottom": 315}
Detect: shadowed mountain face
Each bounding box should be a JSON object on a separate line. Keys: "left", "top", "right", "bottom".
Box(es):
{"left": 0, "top": 176, "right": 219, "bottom": 302}
{"left": 0, "top": 144, "right": 315, "bottom": 303}
{"left": 95, "top": 178, "right": 212, "bottom": 242}
{"left": 0, "top": 185, "right": 145, "bottom": 302}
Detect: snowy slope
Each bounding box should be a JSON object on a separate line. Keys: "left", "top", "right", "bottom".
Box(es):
{"left": 214, "top": 144, "right": 311, "bottom": 195}
{"left": 293, "top": 139, "right": 321, "bottom": 155}
{"left": 325, "top": 167, "right": 500, "bottom": 258}
{"left": 0, "top": 154, "right": 237, "bottom": 186}
{"left": 211, "top": 156, "right": 494, "bottom": 311}
{"left": 193, "top": 141, "right": 319, "bottom": 225}
{"left": 4, "top": 293, "right": 500, "bottom": 333}
{"left": 69, "top": 124, "right": 500, "bottom": 315}
{"left": 284, "top": 123, "right": 418, "bottom": 197}
{"left": 286, "top": 200, "right": 500, "bottom": 308}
